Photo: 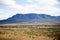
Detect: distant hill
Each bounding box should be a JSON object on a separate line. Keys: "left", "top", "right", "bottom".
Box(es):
{"left": 0, "top": 13, "right": 60, "bottom": 24}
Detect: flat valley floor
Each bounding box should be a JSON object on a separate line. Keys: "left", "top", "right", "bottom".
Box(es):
{"left": 0, "top": 24, "right": 60, "bottom": 40}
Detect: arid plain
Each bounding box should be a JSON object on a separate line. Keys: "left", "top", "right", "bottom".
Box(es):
{"left": 0, "top": 24, "right": 60, "bottom": 40}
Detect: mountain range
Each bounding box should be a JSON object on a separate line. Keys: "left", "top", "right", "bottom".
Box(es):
{"left": 0, "top": 13, "right": 60, "bottom": 24}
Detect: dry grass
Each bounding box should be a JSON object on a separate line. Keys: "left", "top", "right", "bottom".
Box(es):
{"left": 0, "top": 25, "right": 60, "bottom": 40}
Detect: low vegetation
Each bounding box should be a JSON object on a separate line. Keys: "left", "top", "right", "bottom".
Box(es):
{"left": 0, "top": 25, "right": 60, "bottom": 40}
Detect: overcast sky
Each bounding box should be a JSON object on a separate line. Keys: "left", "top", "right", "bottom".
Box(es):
{"left": 0, "top": 0, "right": 60, "bottom": 20}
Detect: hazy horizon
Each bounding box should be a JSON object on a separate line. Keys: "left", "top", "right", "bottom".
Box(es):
{"left": 0, "top": 13, "right": 60, "bottom": 20}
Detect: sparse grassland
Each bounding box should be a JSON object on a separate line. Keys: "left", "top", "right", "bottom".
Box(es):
{"left": 0, "top": 25, "right": 60, "bottom": 40}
